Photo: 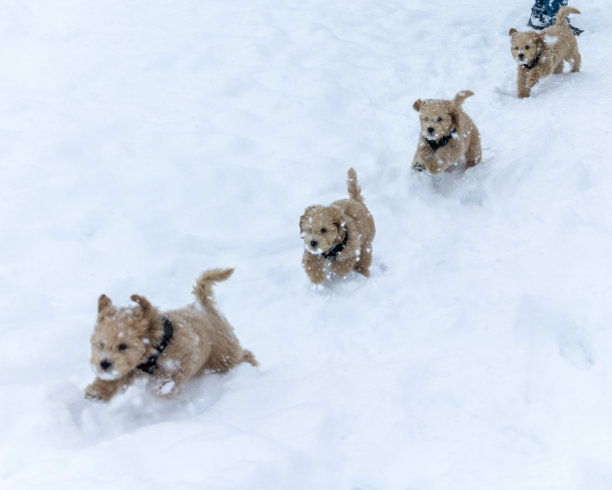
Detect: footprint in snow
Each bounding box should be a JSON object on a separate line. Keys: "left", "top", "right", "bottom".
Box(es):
{"left": 309, "top": 261, "right": 386, "bottom": 296}
{"left": 557, "top": 330, "right": 594, "bottom": 370}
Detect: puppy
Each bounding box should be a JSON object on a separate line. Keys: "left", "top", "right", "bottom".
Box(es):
{"left": 85, "top": 268, "right": 257, "bottom": 401}
{"left": 300, "top": 168, "right": 375, "bottom": 284}
{"left": 411, "top": 90, "right": 482, "bottom": 175}
{"left": 509, "top": 6, "right": 581, "bottom": 98}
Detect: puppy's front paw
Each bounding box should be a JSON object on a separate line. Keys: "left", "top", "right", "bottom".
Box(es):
{"left": 84, "top": 378, "right": 119, "bottom": 402}
{"left": 152, "top": 378, "right": 179, "bottom": 398}
{"left": 517, "top": 87, "right": 531, "bottom": 98}
{"left": 84, "top": 385, "right": 104, "bottom": 401}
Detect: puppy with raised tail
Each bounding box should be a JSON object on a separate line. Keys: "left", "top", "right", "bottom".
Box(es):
{"left": 411, "top": 90, "right": 482, "bottom": 175}
{"left": 509, "top": 6, "right": 581, "bottom": 98}
{"left": 300, "top": 168, "right": 375, "bottom": 284}
{"left": 85, "top": 268, "right": 257, "bottom": 401}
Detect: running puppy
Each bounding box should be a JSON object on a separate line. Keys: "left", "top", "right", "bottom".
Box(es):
{"left": 300, "top": 168, "right": 375, "bottom": 284}
{"left": 411, "top": 90, "right": 482, "bottom": 174}
{"left": 85, "top": 268, "right": 257, "bottom": 401}
{"left": 509, "top": 6, "right": 581, "bottom": 98}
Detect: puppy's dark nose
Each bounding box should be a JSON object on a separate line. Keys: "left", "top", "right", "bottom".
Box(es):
{"left": 519, "top": 53, "right": 525, "bottom": 60}
{"left": 100, "top": 359, "right": 112, "bottom": 371}
{"left": 310, "top": 240, "right": 318, "bottom": 248}
{"left": 427, "top": 127, "right": 434, "bottom": 134}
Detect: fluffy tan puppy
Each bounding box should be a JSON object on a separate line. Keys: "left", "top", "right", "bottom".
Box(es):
{"left": 300, "top": 168, "right": 375, "bottom": 284}
{"left": 411, "top": 90, "right": 482, "bottom": 175}
{"left": 85, "top": 268, "right": 257, "bottom": 401}
{"left": 509, "top": 6, "right": 581, "bottom": 98}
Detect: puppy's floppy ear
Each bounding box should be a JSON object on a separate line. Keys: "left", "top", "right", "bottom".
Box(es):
{"left": 453, "top": 90, "right": 474, "bottom": 107}
{"left": 299, "top": 205, "right": 319, "bottom": 232}
{"left": 299, "top": 214, "right": 307, "bottom": 232}
{"left": 413, "top": 99, "right": 423, "bottom": 112}
{"left": 509, "top": 28, "right": 517, "bottom": 36}
{"left": 98, "top": 294, "right": 112, "bottom": 313}
{"left": 130, "top": 294, "right": 151, "bottom": 312}
{"left": 329, "top": 205, "right": 345, "bottom": 232}
{"left": 535, "top": 33, "right": 544, "bottom": 47}
{"left": 130, "top": 294, "right": 158, "bottom": 333}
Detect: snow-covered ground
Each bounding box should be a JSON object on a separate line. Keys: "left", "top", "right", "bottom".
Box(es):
{"left": 2, "top": 0, "right": 612, "bottom": 488}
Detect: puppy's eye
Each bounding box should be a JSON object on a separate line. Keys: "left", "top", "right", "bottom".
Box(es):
{"left": 424, "top": 117, "right": 429, "bottom": 122}
{"left": 435, "top": 117, "right": 442, "bottom": 122}
{"left": 99, "top": 342, "right": 105, "bottom": 349}
{"left": 525, "top": 45, "right": 530, "bottom": 49}
{"left": 118, "top": 343, "right": 128, "bottom": 351}
{"left": 320, "top": 228, "right": 327, "bottom": 233}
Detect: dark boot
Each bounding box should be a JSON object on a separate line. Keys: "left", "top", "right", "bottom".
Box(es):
{"left": 568, "top": 23, "right": 583, "bottom": 36}
{"left": 527, "top": 5, "right": 549, "bottom": 30}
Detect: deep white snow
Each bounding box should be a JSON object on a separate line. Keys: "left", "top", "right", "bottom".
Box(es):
{"left": 1, "top": 1, "right": 612, "bottom": 489}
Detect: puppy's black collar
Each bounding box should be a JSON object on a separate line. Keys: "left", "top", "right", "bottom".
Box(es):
{"left": 427, "top": 129, "right": 456, "bottom": 151}
{"left": 522, "top": 52, "right": 541, "bottom": 70}
{"left": 322, "top": 227, "right": 349, "bottom": 259}
{"left": 137, "top": 317, "right": 174, "bottom": 374}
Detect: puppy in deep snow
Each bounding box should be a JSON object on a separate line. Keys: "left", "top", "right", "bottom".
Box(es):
{"left": 300, "top": 168, "right": 375, "bottom": 284}
{"left": 509, "top": 6, "right": 581, "bottom": 98}
{"left": 85, "top": 268, "right": 257, "bottom": 401}
{"left": 411, "top": 90, "right": 482, "bottom": 175}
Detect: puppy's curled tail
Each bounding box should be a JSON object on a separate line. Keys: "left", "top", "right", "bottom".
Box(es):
{"left": 193, "top": 268, "right": 234, "bottom": 307}
{"left": 555, "top": 6, "right": 580, "bottom": 28}
{"left": 454, "top": 90, "right": 474, "bottom": 107}
{"left": 347, "top": 167, "right": 364, "bottom": 203}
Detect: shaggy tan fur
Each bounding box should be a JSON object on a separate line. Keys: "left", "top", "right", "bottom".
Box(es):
{"left": 85, "top": 268, "right": 257, "bottom": 401}
{"left": 509, "top": 6, "right": 581, "bottom": 98}
{"left": 299, "top": 168, "right": 375, "bottom": 284}
{"left": 411, "top": 90, "right": 482, "bottom": 175}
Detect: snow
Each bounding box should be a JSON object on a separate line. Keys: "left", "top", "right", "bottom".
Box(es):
{"left": 545, "top": 34, "right": 560, "bottom": 45}
{"left": 1, "top": 0, "right": 612, "bottom": 489}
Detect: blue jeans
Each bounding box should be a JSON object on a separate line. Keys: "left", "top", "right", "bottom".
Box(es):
{"left": 531, "top": 0, "right": 568, "bottom": 25}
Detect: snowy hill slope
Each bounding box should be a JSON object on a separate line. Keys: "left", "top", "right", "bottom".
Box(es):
{"left": 1, "top": 0, "right": 612, "bottom": 488}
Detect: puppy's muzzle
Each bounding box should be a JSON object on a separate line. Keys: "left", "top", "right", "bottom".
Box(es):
{"left": 100, "top": 359, "right": 112, "bottom": 371}
{"left": 310, "top": 240, "right": 318, "bottom": 248}
{"left": 427, "top": 127, "right": 435, "bottom": 134}
{"left": 518, "top": 53, "right": 525, "bottom": 61}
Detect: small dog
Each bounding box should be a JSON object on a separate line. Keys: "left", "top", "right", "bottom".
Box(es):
{"left": 411, "top": 90, "right": 482, "bottom": 175}
{"left": 509, "top": 6, "right": 581, "bottom": 98}
{"left": 300, "top": 168, "right": 375, "bottom": 284}
{"left": 85, "top": 268, "right": 257, "bottom": 401}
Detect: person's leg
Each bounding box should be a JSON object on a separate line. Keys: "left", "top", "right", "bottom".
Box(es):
{"left": 546, "top": 0, "right": 568, "bottom": 18}
{"left": 540, "top": 0, "right": 566, "bottom": 25}
{"left": 528, "top": 0, "right": 549, "bottom": 29}
{"left": 548, "top": 0, "right": 583, "bottom": 35}
{"left": 530, "top": 0, "right": 582, "bottom": 34}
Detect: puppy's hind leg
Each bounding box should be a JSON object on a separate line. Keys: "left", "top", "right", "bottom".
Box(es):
{"left": 465, "top": 130, "right": 482, "bottom": 169}
{"left": 208, "top": 344, "right": 257, "bottom": 373}
{"left": 331, "top": 257, "right": 357, "bottom": 279}
{"left": 354, "top": 243, "right": 373, "bottom": 277}
{"left": 570, "top": 51, "right": 581, "bottom": 72}
{"left": 241, "top": 349, "right": 258, "bottom": 367}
